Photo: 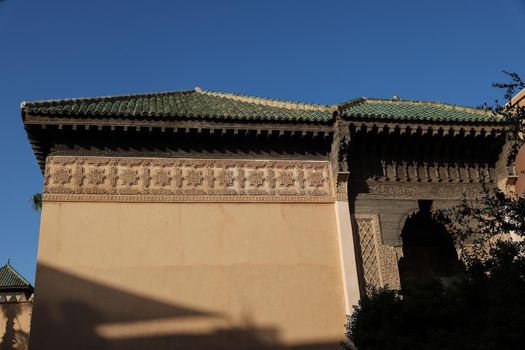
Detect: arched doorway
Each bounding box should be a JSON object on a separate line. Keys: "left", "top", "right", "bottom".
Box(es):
{"left": 398, "top": 200, "right": 462, "bottom": 292}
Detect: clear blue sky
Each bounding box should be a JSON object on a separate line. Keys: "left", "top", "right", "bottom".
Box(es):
{"left": 0, "top": 0, "right": 524, "bottom": 283}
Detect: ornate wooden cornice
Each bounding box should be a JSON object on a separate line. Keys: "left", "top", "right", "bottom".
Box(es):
{"left": 22, "top": 89, "right": 510, "bottom": 175}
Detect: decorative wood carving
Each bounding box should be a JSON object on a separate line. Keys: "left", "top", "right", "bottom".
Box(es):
{"left": 43, "top": 156, "right": 334, "bottom": 203}
{"left": 355, "top": 214, "right": 401, "bottom": 290}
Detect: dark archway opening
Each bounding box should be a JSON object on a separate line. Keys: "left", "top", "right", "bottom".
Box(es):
{"left": 398, "top": 200, "right": 462, "bottom": 293}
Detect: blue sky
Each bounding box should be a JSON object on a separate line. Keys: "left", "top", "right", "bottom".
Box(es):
{"left": 0, "top": 0, "right": 524, "bottom": 283}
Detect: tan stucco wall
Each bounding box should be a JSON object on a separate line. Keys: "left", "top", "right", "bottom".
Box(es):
{"left": 29, "top": 201, "right": 346, "bottom": 350}
{"left": 334, "top": 201, "right": 360, "bottom": 313}
{"left": 1, "top": 302, "right": 32, "bottom": 350}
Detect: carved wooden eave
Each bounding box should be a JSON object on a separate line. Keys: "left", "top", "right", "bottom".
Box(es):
{"left": 23, "top": 113, "right": 336, "bottom": 172}
{"left": 339, "top": 117, "right": 507, "bottom": 136}
{"left": 22, "top": 114, "right": 334, "bottom": 134}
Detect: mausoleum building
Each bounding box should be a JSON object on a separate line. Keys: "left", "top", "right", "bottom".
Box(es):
{"left": 22, "top": 88, "right": 509, "bottom": 350}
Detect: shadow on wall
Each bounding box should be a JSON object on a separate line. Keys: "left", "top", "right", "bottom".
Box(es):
{"left": 28, "top": 265, "right": 339, "bottom": 350}
{"left": 1, "top": 304, "right": 29, "bottom": 350}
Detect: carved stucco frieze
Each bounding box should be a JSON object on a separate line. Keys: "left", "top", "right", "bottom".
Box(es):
{"left": 354, "top": 214, "right": 401, "bottom": 290}
{"left": 43, "top": 156, "right": 334, "bottom": 203}
{"left": 379, "top": 245, "right": 402, "bottom": 289}
{"left": 358, "top": 182, "right": 484, "bottom": 200}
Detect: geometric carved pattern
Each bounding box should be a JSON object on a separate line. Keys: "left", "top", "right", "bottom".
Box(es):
{"left": 355, "top": 217, "right": 382, "bottom": 288}
{"left": 379, "top": 245, "right": 402, "bottom": 289}
{"left": 355, "top": 214, "right": 401, "bottom": 290}
{"left": 43, "top": 156, "right": 334, "bottom": 203}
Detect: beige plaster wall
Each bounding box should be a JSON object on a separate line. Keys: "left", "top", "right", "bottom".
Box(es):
{"left": 29, "top": 202, "right": 346, "bottom": 350}
{"left": 334, "top": 201, "right": 361, "bottom": 313}
{"left": 0, "top": 302, "right": 32, "bottom": 350}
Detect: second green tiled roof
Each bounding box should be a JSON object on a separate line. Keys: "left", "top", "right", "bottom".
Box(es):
{"left": 339, "top": 98, "right": 498, "bottom": 123}
{"left": 0, "top": 262, "right": 33, "bottom": 291}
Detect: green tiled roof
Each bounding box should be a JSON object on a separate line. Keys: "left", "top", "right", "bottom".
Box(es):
{"left": 339, "top": 98, "right": 500, "bottom": 123}
{"left": 0, "top": 262, "right": 33, "bottom": 292}
{"left": 22, "top": 88, "right": 335, "bottom": 123}
{"left": 22, "top": 89, "right": 503, "bottom": 124}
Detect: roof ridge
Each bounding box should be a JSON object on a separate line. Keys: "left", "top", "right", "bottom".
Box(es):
{"left": 195, "top": 87, "right": 336, "bottom": 112}
{"left": 357, "top": 97, "right": 494, "bottom": 117}
{"left": 336, "top": 97, "right": 367, "bottom": 110}
{"left": 22, "top": 89, "right": 196, "bottom": 108}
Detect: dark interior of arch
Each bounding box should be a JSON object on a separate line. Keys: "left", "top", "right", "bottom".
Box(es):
{"left": 398, "top": 200, "right": 462, "bottom": 292}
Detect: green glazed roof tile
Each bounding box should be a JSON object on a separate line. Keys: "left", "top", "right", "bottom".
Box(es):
{"left": 22, "top": 90, "right": 502, "bottom": 124}
{"left": 339, "top": 98, "right": 500, "bottom": 123}
{"left": 22, "top": 88, "right": 335, "bottom": 123}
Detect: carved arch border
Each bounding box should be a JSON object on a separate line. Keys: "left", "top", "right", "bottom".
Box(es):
{"left": 396, "top": 206, "right": 420, "bottom": 243}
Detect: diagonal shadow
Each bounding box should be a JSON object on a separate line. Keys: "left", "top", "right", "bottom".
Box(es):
{"left": 28, "top": 264, "right": 340, "bottom": 350}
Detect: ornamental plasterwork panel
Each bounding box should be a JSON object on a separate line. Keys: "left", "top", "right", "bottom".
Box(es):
{"left": 43, "top": 156, "right": 334, "bottom": 203}
{"left": 379, "top": 245, "right": 402, "bottom": 290}
{"left": 354, "top": 214, "right": 401, "bottom": 290}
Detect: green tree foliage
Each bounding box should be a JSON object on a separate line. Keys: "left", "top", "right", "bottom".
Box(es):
{"left": 346, "top": 241, "right": 525, "bottom": 350}
{"left": 493, "top": 71, "right": 524, "bottom": 164}
{"left": 344, "top": 73, "right": 525, "bottom": 350}
{"left": 31, "top": 193, "right": 42, "bottom": 212}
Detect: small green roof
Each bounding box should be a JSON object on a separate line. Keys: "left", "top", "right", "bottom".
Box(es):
{"left": 0, "top": 261, "right": 33, "bottom": 292}
{"left": 22, "top": 87, "right": 335, "bottom": 123}
{"left": 339, "top": 98, "right": 500, "bottom": 123}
